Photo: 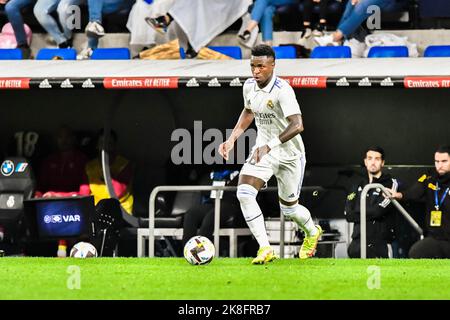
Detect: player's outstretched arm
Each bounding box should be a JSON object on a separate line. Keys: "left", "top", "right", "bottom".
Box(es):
{"left": 218, "top": 109, "right": 254, "bottom": 160}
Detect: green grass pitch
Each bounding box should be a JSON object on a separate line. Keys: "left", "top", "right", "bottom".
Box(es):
{"left": 1, "top": 257, "right": 449, "bottom": 300}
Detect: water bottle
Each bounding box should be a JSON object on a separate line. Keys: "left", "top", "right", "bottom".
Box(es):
{"left": 57, "top": 240, "right": 67, "bottom": 258}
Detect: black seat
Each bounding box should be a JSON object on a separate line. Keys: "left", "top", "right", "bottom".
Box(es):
{"left": 0, "top": 157, "right": 35, "bottom": 254}
{"left": 92, "top": 198, "right": 124, "bottom": 256}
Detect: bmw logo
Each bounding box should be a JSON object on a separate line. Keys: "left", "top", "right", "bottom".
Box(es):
{"left": 1, "top": 160, "right": 14, "bottom": 176}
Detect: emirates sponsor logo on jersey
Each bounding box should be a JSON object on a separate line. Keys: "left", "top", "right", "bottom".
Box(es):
{"left": 186, "top": 78, "right": 200, "bottom": 87}
{"left": 254, "top": 111, "right": 275, "bottom": 125}
{"left": 358, "top": 77, "right": 371, "bottom": 87}
{"left": 404, "top": 77, "right": 450, "bottom": 88}
{"left": 380, "top": 77, "right": 394, "bottom": 87}
{"left": 0, "top": 78, "right": 30, "bottom": 89}
{"left": 82, "top": 78, "right": 95, "bottom": 88}
{"left": 229, "top": 77, "right": 242, "bottom": 87}
{"left": 208, "top": 77, "right": 221, "bottom": 87}
{"left": 61, "top": 78, "right": 74, "bottom": 88}
{"left": 39, "top": 79, "right": 52, "bottom": 89}
{"left": 336, "top": 77, "right": 350, "bottom": 87}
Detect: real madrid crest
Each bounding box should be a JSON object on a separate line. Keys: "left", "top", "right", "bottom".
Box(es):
{"left": 266, "top": 100, "right": 274, "bottom": 109}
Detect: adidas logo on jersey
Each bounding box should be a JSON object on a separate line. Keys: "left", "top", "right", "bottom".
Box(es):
{"left": 186, "top": 77, "right": 200, "bottom": 87}
{"left": 336, "top": 77, "right": 350, "bottom": 87}
{"left": 229, "top": 77, "right": 242, "bottom": 87}
{"left": 82, "top": 78, "right": 95, "bottom": 88}
{"left": 208, "top": 77, "right": 221, "bottom": 87}
{"left": 60, "top": 78, "right": 73, "bottom": 88}
{"left": 288, "top": 193, "right": 295, "bottom": 198}
{"left": 380, "top": 77, "right": 394, "bottom": 87}
{"left": 358, "top": 77, "right": 371, "bottom": 87}
{"left": 39, "top": 79, "right": 52, "bottom": 89}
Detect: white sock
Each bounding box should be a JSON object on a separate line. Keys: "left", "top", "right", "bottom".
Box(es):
{"left": 280, "top": 203, "right": 317, "bottom": 237}
{"left": 246, "top": 214, "right": 270, "bottom": 248}
{"left": 237, "top": 184, "right": 270, "bottom": 248}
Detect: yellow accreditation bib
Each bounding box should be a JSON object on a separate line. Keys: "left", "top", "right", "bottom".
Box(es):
{"left": 430, "top": 210, "right": 442, "bottom": 227}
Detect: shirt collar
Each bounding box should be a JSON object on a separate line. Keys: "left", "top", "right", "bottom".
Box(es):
{"left": 254, "top": 74, "right": 277, "bottom": 93}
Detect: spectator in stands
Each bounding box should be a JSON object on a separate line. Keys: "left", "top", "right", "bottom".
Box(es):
{"left": 146, "top": 0, "right": 252, "bottom": 58}
{"left": 314, "top": 0, "right": 408, "bottom": 46}
{"left": 344, "top": 146, "right": 398, "bottom": 258}
{"left": 299, "top": 0, "right": 331, "bottom": 41}
{"left": 78, "top": 0, "right": 134, "bottom": 59}
{"left": 33, "top": 0, "right": 81, "bottom": 48}
{"left": 35, "top": 126, "right": 88, "bottom": 198}
{"left": 388, "top": 145, "right": 450, "bottom": 258}
{"left": 237, "top": 0, "right": 297, "bottom": 48}
{"left": 126, "top": 0, "right": 174, "bottom": 50}
{"left": 2, "top": 0, "right": 36, "bottom": 58}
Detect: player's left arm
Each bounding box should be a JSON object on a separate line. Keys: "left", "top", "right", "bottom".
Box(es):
{"left": 279, "top": 114, "right": 304, "bottom": 142}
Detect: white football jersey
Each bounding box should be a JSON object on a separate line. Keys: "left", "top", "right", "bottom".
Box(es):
{"left": 243, "top": 75, "right": 305, "bottom": 160}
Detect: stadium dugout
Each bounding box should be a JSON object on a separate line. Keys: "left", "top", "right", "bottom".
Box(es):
{"left": 0, "top": 57, "right": 449, "bottom": 257}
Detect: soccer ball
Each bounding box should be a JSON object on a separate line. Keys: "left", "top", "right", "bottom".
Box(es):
{"left": 70, "top": 242, "right": 98, "bottom": 258}
{"left": 183, "top": 236, "right": 215, "bottom": 265}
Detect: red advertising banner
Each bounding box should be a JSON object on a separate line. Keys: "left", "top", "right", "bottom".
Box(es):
{"left": 404, "top": 77, "right": 450, "bottom": 88}
{"left": 283, "top": 76, "right": 327, "bottom": 88}
{"left": 103, "top": 77, "right": 179, "bottom": 89}
{"left": 0, "top": 78, "right": 30, "bottom": 89}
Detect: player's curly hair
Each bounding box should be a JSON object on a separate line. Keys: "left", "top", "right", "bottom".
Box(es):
{"left": 251, "top": 44, "right": 275, "bottom": 60}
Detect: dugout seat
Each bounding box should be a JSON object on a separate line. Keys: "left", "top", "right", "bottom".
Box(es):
{"left": 91, "top": 198, "right": 124, "bottom": 257}
{"left": 311, "top": 46, "right": 351, "bottom": 59}
{"left": 423, "top": 45, "right": 450, "bottom": 57}
{"left": 367, "top": 46, "right": 409, "bottom": 58}
{"left": 207, "top": 46, "right": 242, "bottom": 59}
{"left": 91, "top": 48, "right": 131, "bottom": 60}
{"left": 36, "top": 48, "right": 77, "bottom": 60}
{"left": 0, "top": 157, "right": 35, "bottom": 255}
{"left": 0, "top": 48, "right": 23, "bottom": 60}
{"left": 273, "top": 45, "right": 296, "bottom": 59}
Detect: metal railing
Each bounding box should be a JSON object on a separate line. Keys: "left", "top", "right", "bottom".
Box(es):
{"left": 360, "top": 183, "right": 424, "bottom": 258}
{"left": 147, "top": 185, "right": 325, "bottom": 257}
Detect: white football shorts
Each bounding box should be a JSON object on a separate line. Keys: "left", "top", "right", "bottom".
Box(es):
{"left": 240, "top": 149, "right": 306, "bottom": 202}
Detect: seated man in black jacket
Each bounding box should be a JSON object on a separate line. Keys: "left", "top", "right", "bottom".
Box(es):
{"left": 389, "top": 145, "right": 450, "bottom": 258}
{"left": 345, "top": 146, "right": 398, "bottom": 258}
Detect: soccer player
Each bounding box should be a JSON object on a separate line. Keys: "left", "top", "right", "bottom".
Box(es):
{"left": 218, "top": 44, "right": 322, "bottom": 264}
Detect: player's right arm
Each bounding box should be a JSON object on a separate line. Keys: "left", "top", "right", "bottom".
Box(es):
{"left": 218, "top": 108, "right": 254, "bottom": 161}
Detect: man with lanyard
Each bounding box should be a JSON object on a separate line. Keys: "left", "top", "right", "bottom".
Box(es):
{"left": 389, "top": 145, "right": 450, "bottom": 258}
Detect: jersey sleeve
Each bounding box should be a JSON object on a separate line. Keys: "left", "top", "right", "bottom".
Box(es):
{"left": 242, "top": 80, "right": 252, "bottom": 110}
{"left": 278, "top": 84, "right": 301, "bottom": 118}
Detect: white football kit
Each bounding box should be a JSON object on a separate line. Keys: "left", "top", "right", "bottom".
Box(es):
{"left": 240, "top": 75, "right": 306, "bottom": 202}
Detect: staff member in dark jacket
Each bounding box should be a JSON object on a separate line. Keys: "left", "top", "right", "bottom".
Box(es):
{"left": 345, "top": 146, "right": 398, "bottom": 258}
{"left": 389, "top": 145, "right": 450, "bottom": 258}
